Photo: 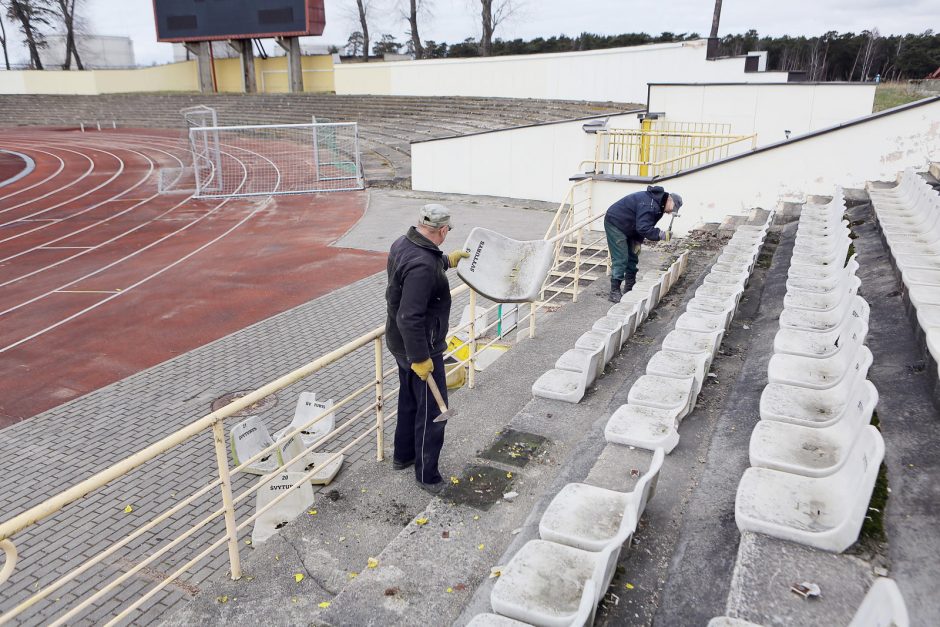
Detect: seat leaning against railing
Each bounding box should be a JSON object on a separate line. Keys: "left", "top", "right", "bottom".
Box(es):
{"left": 734, "top": 191, "right": 883, "bottom": 553}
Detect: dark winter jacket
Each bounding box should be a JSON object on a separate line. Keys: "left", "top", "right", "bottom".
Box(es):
{"left": 385, "top": 227, "right": 452, "bottom": 362}
{"left": 604, "top": 186, "right": 670, "bottom": 241}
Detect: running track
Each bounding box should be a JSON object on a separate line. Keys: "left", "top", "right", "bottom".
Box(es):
{"left": 0, "top": 128, "right": 386, "bottom": 425}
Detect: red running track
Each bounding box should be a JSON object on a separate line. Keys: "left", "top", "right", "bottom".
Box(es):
{"left": 0, "top": 128, "right": 386, "bottom": 426}
{"left": 0, "top": 150, "right": 29, "bottom": 184}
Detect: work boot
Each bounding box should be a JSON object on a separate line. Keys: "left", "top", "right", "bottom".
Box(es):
{"left": 621, "top": 275, "right": 637, "bottom": 295}
{"left": 608, "top": 278, "right": 622, "bottom": 303}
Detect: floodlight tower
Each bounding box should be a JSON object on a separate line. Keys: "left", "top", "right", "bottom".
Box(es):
{"left": 152, "top": 0, "right": 326, "bottom": 93}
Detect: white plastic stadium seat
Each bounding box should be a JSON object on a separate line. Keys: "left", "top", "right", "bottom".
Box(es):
{"left": 532, "top": 368, "right": 591, "bottom": 404}
{"left": 767, "top": 334, "right": 871, "bottom": 390}
{"left": 783, "top": 274, "right": 861, "bottom": 312}
{"left": 457, "top": 227, "right": 555, "bottom": 302}
{"left": 576, "top": 329, "right": 618, "bottom": 366}
{"left": 686, "top": 295, "right": 737, "bottom": 330}
{"left": 230, "top": 415, "right": 284, "bottom": 475}
{"left": 786, "top": 258, "right": 859, "bottom": 294}
{"left": 628, "top": 374, "right": 696, "bottom": 419}
{"left": 773, "top": 314, "right": 868, "bottom": 359}
{"left": 778, "top": 294, "right": 869, "bottom": 334}
{"left": 847, "top": 577, "right": 910, "bottom": 627}
{"left": 555, "top": 345, "right": 604, "bottom": 386}
{"left": 735, "top": 425, "right": 884, "bottom": 553}
{"left": 662, "top": 328, "right": 724, "bottom": 360}
{"left": 251, "top": 471, "right": 315, "bottom": 544}
{"left": 593, "top": 316, "right": 625, "bottom": 349}
{"left": 760, "top": 378, "right": 878, "bottom": 429}
{"left": 605, "top": 403, "right": 682, "bottom": 453}
{"left": 539, "top": 448, "right": 664, "bottom": 551}
{"left": 647, "top": 349, "right": 710, "bottom": 395}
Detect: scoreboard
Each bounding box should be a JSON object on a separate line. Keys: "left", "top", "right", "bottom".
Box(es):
{"left": 153, "top": 0, "right": 326, "bottom": 42}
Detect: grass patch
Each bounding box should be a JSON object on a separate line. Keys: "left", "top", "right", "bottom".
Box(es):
{"left": 846, "top": 242, "right": 856, "bottom": 265}
{"left": 873, "top": 82, "right": 925, "bottom": 112}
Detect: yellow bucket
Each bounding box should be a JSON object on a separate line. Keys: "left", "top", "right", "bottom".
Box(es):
{"left": 444, "top": 357, "right": 466, "bottom": 390}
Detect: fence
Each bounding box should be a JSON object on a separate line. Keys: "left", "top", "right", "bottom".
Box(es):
{"left": 0, "top": 180, "right": 610, "bottom": 625}
{"left": 188, "top": 122, "right": 363, "bottom": 198}
{"left": 586, "top": 119, "right": 757, "bottom": 177}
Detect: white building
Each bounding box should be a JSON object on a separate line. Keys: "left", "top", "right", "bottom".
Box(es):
{"left": 41, "top": 34, "right": 135, "bottom": 69}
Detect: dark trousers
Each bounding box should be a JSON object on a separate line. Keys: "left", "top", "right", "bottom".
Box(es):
{"left": 393, "top": 353, "right": 447, "bottom": 485}
{"left": 605, "top": 220, "right": 640, "bottom": 282}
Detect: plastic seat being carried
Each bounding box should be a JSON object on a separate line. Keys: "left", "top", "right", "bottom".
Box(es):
{"left": 456, "top": 227, "right": 555, "bottom": 302}
{"left": 539, "top": 448, "right": 664, "bottom": 551}
{"left": 735, "top": 425, "right": 885, "bottom": 553}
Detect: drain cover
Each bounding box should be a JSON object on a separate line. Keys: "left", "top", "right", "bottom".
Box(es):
{"left": 479, "top": 429, "right": 549, "bottom": 468}
{"left": 444, "top": 465, "right": 515, "bottom": 511}
{"left": 211, "top": 390, "right": 278, "bottom": 417}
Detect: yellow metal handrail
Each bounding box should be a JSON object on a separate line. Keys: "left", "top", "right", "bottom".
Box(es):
{"left": 0, "top": 180, "right": 611, "bottom": 625}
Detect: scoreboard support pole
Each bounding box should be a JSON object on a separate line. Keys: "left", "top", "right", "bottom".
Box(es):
{"left": 276, "top": 36, "right": 304, "bottom": 93}
{"left": 185, "top": 41, "right": 215, "bottom": 93}
{"left": 229, "top": 39, "right": 257, "bottom": 93}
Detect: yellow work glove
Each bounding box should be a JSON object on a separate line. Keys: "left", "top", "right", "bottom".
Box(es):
{"left": 447, "top": 249, "right": 470, "bottom": 268}
{"left": 411, "top": 358, "right": 434, "bottom": 381}
{"left": 662, "top": 230, "right": 673, "bottom": 243}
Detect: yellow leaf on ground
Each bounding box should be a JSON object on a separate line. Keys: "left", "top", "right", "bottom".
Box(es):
{"left": 367, "top": 557, "right": 379, "bottom": 569}
{"left": 625, "top": 583, "right": 635, "bottom": 590}
{"left": 446, "top": 587, "right": 454, "bottom": 593}
{"left": 473, "top": 515, "right": 480, "bottom": 520}
{"left": 308, "top": 510, "right": 317, "bottom": 515}
{"left": 294, "top": 573, "right": 304, "bottom": 583}
{"left": 477, "top": 544, "right": 485, "bottom": 550}
{"left": 450, "top": 476, "right": 460, "bottom": 484}
{"left": 123, "top": 505, "right": 133, "bottom": 514}
{"left": 318, "top": 601, "right": 331, "bottom": 609}
{"left": 244, "top": 539, "right": 252, "bottom": 545}
{"left": 348, "top": 572, "right": 358, "bottom": 579}
{"left": 415, "top": 518, "right": 429, "bottom": 526}
{"left": 216, "top": 595, "right": 228, "bottom": 604}
{"left": 506, "top": 472, "right": 513, "bottom": 479}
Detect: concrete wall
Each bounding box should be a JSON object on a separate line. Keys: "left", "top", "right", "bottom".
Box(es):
{"left": 0, "top": 56, "right": 334, "bottom": 95}
{"left": 589, "top": 98, "right": 940, "bottom": 237}
{"left": 334, "top": 40, "right": 790, "bottom": 103}
{"left": 647, "top": 83, "right": 877, "bottom": 147}
{"left": 411, "top": 112, "right": 641, "bottom": 203}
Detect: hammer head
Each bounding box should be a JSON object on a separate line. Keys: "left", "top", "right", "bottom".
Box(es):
{"left": 433, "top": 408, "right": 457, "bottom": 423}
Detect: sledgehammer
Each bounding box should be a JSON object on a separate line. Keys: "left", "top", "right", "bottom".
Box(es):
{"left": 428, "top": 376, "right": 457, "bottom": 423}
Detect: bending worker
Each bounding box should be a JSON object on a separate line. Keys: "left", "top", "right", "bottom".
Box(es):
{"left": 385, "top": 204, "right": 470, "bottom": 494}
{"left": 603, "top": 185, "right": 682, "bottom": 302}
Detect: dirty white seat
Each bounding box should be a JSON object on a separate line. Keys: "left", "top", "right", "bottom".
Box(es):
{"left": 647, "top": 349, "right": 710, "bottom": 395}
{"left": 686, "top": 295, "right": 737, "bottom": 330}
{"left": 490, "top": 528, "right": 629, "bottom": 627}
{"left": 456, "top": 227, "right": 555, "bottom": 302}
{"left": 779, "top": 294, "right": 869, "bottom": 333}
{"left": 465, "top": 614, "right": 532, "bottom": 627}
{"left": 892, "top": 252, "right": 940, "bottom": 271}
{"left": 605, "top": 404, "right": 682, "bottom": 453}
{"left": 555, "top": 345, "right": 604, "bottom": 386}
{"left": 706, "top": 618, "right": 763, "bottom": 627}
{"left": 909, "top": 283, "right": 940, "bottom": 310}
{"left": 783, "top": 274, "right": 861, "bottom": 311}
{"left": 663, "top": 328, "right": 724, "bottom": 360}
{"left": 788, "top": 251, "right": 853, "bottom": 280}
{"left": 773, "top": 314, "right": 868, "bottom": 359}
{"left": 539, "top": 448, "right": 663, "bottom": 551}
{"left": 619, "top": 288, "right": 654, "bottom": 319}
{"left": 606, "top": 304, "right": 640, "bottom": 340}
{"left": 593, "top": 316, "right": 625, "bottom": 349}
{"left": 469, "top": 584, "right": 596, "bottom": 627}
{"left": 717, "top": 251, "right": 758, "bottom": 272}
{"left": 274, "top": 393, "right": 335, "bottom": 449}
{"left": 251, "top": 471, "right": 315, "bottom": 544}
{"left": 704, "top": 269, "right": 749, "bottom": 288}
{"left": 786, "top": 258, "right": 859, "bottom": 294}
{"left": 928, "top": 329, "right": 940, "bottom": 366}
{"left": 767, "top": 334, "right": 871, "bottom": 390}
{"left": 695, "top": 283, "right": 744, "bottom": 306}
{"left": 632, "top": 278, "right": 664, "bottom": 309}
{"left": 849, "top": 578, "right": 911, "bottom": 627}
{"left": 576, "top": 329, "right": 618, "bottom": 366}
{"left": 760, "top": 377, "right": 877, "bottom": 429}
{"left": 533, "top": 369, "right": 591, "bottom": 404}
{"left": 675, "top": 310, "right": 726, "bottom": 338}
{"left": 749, "top": 380, "right": 875, "bottom": 477}
{"left": 230, "top": 416, "right": 284, "bottom": 475}
{"left": 612, "top": 296, "right": 647, "bottom": 326}
{"left": 899, "top": 267, "right": 940, "bottom": 289}
{"left": 628, "top": 374, "right": 696, "bottom": 419}
{"left": 735, "top": 425, "right": 885, "bottom": 553}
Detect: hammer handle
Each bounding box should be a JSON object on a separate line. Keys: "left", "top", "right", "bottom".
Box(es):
{"left": 425, "top": 376, "right": 449, "bottom": 414}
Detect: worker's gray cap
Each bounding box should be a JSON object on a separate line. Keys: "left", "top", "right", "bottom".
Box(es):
{"left": 419, "top": 203, "right": 452, "bottom": 228}
{"left": 669, "top": 193, "right": 683, "bottom": 211}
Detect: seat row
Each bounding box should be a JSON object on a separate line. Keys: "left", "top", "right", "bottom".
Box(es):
{"left": 735, "top": 189, "right": 885, "bottom": 553}
{"left": 604, "top": 218, "right": 773, "bottom": 454}
{"left": 467, "top": 449, "right": 666, "bottom": 626}
{"left": 868, "top": 167, "right": 940, "bottom": 386}
{"left": 531, "top": 252, "right": 690, "bottom": 403}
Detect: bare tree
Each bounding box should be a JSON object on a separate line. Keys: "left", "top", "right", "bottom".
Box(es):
{"left": 355, "top": 0, "right": 371, "bottom": 61}
{"left": 53, "top": 0, "right": 82, "bottom": 69}
{"left": 0, "top": 7, "right": 11, "bottom": 70}
{"left": 6, "top": 0, "right": 52, "bottom": 69}
{"left": 709, "top": 0, "right": 722, "bottom": 39}
{"left": 475, "top": 0, "right": 521, "bottom": 56}
{"left": 404, "top": 0, "right": 426, "bottom": 59}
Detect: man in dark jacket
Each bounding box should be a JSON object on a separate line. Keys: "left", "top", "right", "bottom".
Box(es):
{"left": 385, "top": 204, "right": 470, "bottom": 493}
{"left": 603, "top": 186, "right": 682, "bottom": 302}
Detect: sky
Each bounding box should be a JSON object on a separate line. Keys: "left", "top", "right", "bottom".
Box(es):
{"left": 2, "top": 0, "right": 937, "bottom": 66}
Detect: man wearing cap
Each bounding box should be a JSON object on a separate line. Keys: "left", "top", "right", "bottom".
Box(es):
{"left": 603, "top": 186, "right": 682, "bottom": 303}
{"left": 385, "top": 204, "right": 470, "bottom": 493}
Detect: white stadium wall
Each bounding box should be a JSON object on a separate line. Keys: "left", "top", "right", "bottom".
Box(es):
{"left": 646, "top": 82, "right": 877, "bottom": 147}
{"left": 588, "top": 98, "right": 940, "bottom": 237}
{"left": 335, "top": 40, "right": 790, "bottom": 103}
{"left": 411, "top": 112, "right": 642, "bottom": 203}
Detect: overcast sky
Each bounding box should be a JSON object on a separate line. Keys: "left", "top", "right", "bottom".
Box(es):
{"left": 3, "top": 0, "right": 937, "bottom": 65}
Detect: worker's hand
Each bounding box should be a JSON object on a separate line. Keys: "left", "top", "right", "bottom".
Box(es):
{"left": 662, "top": 230, "right": 673, "bottom": 243}
{"left": 447, "top": 249, "right": 470, "bottom": 268}
{"left": 411, "top": 358, "right": 434, "bottom": 381}
{"left": 632, "top": 241, "right": 642, "bottom": 255}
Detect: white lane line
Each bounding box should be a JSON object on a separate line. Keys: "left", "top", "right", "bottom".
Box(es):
{"left": 55, "top": 290, "right": 121, "bottom": 294}
{"left": 0, "top": 148, "right": 259, "bottom": 353}
{"left": 0, "top": 146, "right": 93, "bottom": 216}
{"left": 0, "top": 147, "right": 65, "bottom": 204}
{"left": 40, "top": 246, "right": 94, "bottom": 250}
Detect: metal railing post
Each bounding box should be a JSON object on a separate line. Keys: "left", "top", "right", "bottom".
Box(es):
{"left": 572, "top": 227, "right": 583, "bottom": 302}
{"left": 529, "top": 303, "right": 536, "bottom": 339}
{"left": 374, "top": 337, "right": 385, "bottom": 461}
{"left": 468, "top": 290, "right": 477, "bottom": 389}
{"left": 210, "top": 421, "right": 241, "bottom": 580}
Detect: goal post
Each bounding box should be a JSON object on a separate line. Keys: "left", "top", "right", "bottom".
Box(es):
{"left": 187, "top": 122, "right": 364, "bottom": 199}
